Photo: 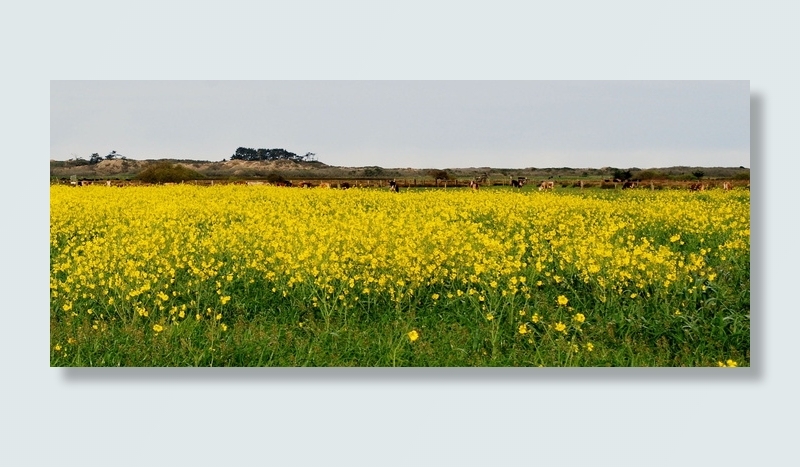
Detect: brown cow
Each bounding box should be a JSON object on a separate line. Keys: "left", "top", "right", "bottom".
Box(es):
{"left": 722, "top": 181, "right": 732, "bottom": 191}
{"left": 469, "top": 180, "right": 479, "bottom": 191}
{"left": 689, "top": 183, "right": 705, "bottom": 192}
{"left": 538, "top": 181, "right": 554, "bottom": 191}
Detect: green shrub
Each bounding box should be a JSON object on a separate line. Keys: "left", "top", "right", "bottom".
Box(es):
{"left": 134, "top": 163, "right": 205, "bottom": 184}
{"left": 266, "top": 172, "right": 288, "bottom": 184}
{"left": 636, "top": 170, "right": 665, "bottom": 180}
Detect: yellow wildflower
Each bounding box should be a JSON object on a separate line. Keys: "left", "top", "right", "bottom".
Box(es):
{"left": 407, "top": 330, "right": 419, "bottom": 342}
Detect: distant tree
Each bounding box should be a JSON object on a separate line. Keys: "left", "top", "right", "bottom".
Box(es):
{"left": 428, "top": 169, "right": 452, "bottom": 180}
{"left": 612, "top": 169, "right": 633, "bottom": 181}
{"left": 105, "top": 150, "right": 119, "bottom": 160}
{"left": 89, "top": 153, "right": 103, "bottom": 165}
{"left": 692, "top": 170, "right": 705, "bottom": 180}
{"left": 231, "top": 147, "right": 304, "bottom": 162}
{"left": 231, "top": 147, "right": 258, "bottom": 161}
{"left": 269, "top": 148, "right": 300, "bottom": 161}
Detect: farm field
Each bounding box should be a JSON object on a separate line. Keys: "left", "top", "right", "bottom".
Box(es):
{"left": 50, "top": 185, "right": 750, "bottom": 367}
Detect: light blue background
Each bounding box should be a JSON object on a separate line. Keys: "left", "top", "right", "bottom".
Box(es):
{"left": 5, "top": 1, "right": 793, "bottom": 466}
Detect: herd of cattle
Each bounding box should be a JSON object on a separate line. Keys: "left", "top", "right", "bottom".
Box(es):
{"left": 63, "top": 178, "right": 743, "bottom": 192}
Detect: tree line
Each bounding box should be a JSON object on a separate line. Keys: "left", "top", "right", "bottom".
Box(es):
{"left": 65, "top": 151, "right": 125, "bottom": 166}
{"left": 228, "top": 147, "right": 316, "bottom": 162}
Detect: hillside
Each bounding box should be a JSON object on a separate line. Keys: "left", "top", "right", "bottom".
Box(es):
{"left": 50, "top": 158, "right": 750, "bottom": 182}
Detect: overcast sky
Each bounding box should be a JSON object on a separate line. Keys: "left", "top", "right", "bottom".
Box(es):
{"left": 50, "top": 81, "right": 749, "bottom": 169}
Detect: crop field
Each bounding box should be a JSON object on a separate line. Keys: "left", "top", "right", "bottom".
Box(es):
{"left": 50, "top": 185, "right": 750, "bottom": 366}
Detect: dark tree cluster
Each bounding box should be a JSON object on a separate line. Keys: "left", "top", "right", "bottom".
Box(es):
{"left": 427, "top": 169, "right": 452, "bottom": 181}
{"left": 230, "top": 147, "right": 315, "bottom": 162}
{"left": 611, "top": 168, "right": 633, "bottom": 181}
{"left": 86, "top": 150, "right": 124, "bottom": 165}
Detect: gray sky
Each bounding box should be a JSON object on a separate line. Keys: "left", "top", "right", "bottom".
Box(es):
{"left": 50, "top": 81, "right": 749, "bottom": 169}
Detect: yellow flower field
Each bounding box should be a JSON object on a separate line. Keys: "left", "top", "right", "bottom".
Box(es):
{"left": 50, "top": 185, "right": 750, "bottom": 366}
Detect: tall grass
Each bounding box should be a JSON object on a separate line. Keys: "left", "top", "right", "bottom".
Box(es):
{"left": 50, "top": 186, "right": 750, "bottom": 366}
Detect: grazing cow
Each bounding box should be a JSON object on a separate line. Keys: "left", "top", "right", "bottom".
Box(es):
{"left": 340, "top": 182, "right": 351, "bottom": 189}
{"left": 723, "top": 181, "right": 732, "bottom": 191}
{"left": 689, "top": 183, "right": 705, "bottom": 192}
{"left": 388, "top": 180, "right": 400, "bottom": 192}
{"left": 510, "top": 177, "right": 527, "bottom": 188}
{"left": 246, "top": 181, "right": 265, "bottom": 186}
{"left": 538, "top": 181, "right": 554, "bottom": 191}
{"left": 319, "top": 182, "right": 331, "bottom": 189}
{"left": 622, "top": 181, "right": 638, "bottom": 189}
{"left": 300, "top": 181, "right": 313, "bottom": 188}
{"left": 469, "top": 180, "right": 479, "bottom": 191}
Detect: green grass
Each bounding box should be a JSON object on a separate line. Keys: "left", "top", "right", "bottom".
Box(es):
{"left": 50, "top": 187, "right": 750, "bottom": 367}
{"left": 51, "top": 259, "right": 749, "bottom": 367}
